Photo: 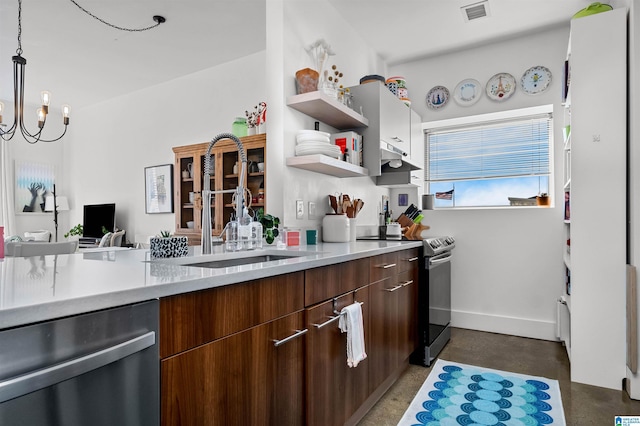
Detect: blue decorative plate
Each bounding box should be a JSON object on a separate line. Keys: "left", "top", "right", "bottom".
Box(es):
{"left": 426, "top": 85, "right": 450, "bottom": 110}
{"left": 453, "top": 79, "right": 482, "bottom": 106}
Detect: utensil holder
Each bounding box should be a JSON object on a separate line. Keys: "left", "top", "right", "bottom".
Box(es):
{"left": 150, "top": 236, "right": 189, "bottom": 259}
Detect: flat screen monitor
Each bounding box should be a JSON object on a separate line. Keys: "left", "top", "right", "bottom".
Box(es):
{"left": 83, "top": 203, "right": 116, "bottom": 238}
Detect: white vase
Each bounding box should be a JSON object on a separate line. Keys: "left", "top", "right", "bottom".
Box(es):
{"left": 248, "top": 126, "right": 256, "bottom": 136}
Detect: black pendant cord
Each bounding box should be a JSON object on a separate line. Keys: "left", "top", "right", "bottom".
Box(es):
{"left": 68, "top": 0, "right": 166, "bottom": 32}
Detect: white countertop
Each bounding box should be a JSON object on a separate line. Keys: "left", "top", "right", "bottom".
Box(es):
{"left": 0, "top": 241, "right": 422, "bottom": 329}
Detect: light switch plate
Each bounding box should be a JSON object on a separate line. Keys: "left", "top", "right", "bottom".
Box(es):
{"left": 308, "top": 202, "right": 316, "bottom": 219}
{"left": 296, "top": 200, "right": 304, "bottom": 219}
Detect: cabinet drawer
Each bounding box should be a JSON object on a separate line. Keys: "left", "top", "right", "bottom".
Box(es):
{"left": 370, "top": 252, "right": 398, "bottom": 282}
{"left": 160, "top": 271, "right": 304, "bottom": 358}
{"left": 161, "top": 310, "right": 305, "bottom": 426}
{"left": 305, "top": 258, "right": 369, "bottom": 306}
{"left": 397, "top": 248, "right": 421, "bottom": 273}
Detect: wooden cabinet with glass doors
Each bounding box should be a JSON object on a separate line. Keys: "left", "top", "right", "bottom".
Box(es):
{"left": 173, "top": 134, "right": 266, "bottom": 245}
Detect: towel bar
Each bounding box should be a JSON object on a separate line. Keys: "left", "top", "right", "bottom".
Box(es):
{"left": 312, "top": 301, "right": 364, "bottom": 329}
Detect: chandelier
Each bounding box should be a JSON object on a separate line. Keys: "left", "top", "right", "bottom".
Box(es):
{"left": 0, "top": 0, "right": 70, "bottom": 144}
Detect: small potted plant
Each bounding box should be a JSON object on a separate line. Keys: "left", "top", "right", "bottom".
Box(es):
{"left": 150, "top": 230, "right": 189, "bottom": 258}
{"left": 64, "top": 224, "right": 83, "bottom": 241}
{"left": 256, "top": 208, "right": 280, "bottom": 244}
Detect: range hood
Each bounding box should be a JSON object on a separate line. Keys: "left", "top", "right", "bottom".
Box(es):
{"left": 380, "top": 141, "right": 420, "bottom": 172}
{"left": 377, "top": 141, "right": 422, "bottom": 186}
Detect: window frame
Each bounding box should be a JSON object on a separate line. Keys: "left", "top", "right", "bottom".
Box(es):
{"left": 423, "top": 104, "right": 554, "bottom": 210}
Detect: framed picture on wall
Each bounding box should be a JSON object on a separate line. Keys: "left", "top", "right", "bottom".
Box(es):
{"left": 145, "top": 164, "right": 173, "bottom": 214}
{"left": 14, "top": 160, "right": 55, "bottom": 214}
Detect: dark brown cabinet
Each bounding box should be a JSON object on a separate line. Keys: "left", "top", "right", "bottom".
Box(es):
{"left": 159, "top": 247, "right": 420, "bottom": 426}
{"left": 367, "top": 249, "right": 419, "bottom": 393}
{"left": 161, "top": 310, "right": 305, "bottom": 426}
{"left": 305, "top": 286, "right": 370, "bottom": 426}
{"left": 305, "top": 248, "right": 420, "bottom": 425}
{"left": 160, "top": 272, "right": 305, "bottom": 426}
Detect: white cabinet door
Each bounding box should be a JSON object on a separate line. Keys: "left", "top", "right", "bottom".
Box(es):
{"left": 379, "top": 88, "right": 411, "bottom": 156}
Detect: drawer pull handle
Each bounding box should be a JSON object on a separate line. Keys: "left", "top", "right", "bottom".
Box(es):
{"left": 407, "top": 257, "right": 419, "bottom": 262}
{"left": 401, "top": 280, "right": 414, "bottom": 287}
{"left": 273, "top": 329, "right": 308, "bottom": 347}
{"left": 385, "top": 285, "right": 402, "bottom": 292}
{"left": 377, "top": 263, "right": 397, "bottom": 269}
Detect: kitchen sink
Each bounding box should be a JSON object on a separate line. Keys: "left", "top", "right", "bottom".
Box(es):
{"left": 149, "top": 249, "right": 321, "bottom": 269}
{"left": 184, "top": 254, "right": 302, "bottom": 269}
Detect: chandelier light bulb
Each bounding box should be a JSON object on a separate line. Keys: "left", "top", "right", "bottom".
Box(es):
{"left": 41, "top": 91, "right": 51, "bottom": 114}
{"left": 61, "top": 104, "right": 70, "bottom": 125}
{"left": 37, "top": 108, "right": 45, "bottom": 128}
{"left": 41, "top": 91, "right": 51, "bottom": 106}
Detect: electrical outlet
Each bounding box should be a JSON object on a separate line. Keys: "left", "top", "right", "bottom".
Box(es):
{"left": 296, "top": 200, "right": 304, "bottom": 219}
{"left": 308, "top": 202, "right": 316, "bottom": 219}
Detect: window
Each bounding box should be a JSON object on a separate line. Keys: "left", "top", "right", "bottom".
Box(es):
{"left": 425, "top": 105, "right": 553, "bottom": 208}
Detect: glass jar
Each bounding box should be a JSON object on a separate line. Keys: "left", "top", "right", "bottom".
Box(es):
{"left": 225, "top": 221, "right": 240, "bottom": 251}
{"left": 232, "top": 117, "right": 248, "bottom": 138}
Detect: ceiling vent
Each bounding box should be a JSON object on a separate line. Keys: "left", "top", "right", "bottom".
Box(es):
{"left": 461, "top": 1, "right": 491, "bottom": 22}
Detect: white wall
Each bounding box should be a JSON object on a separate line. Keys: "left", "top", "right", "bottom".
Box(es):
{"left": 68, "top": 52, "right": 266, "bottom": 243}
{"left": 388, "top": 27, "right": 570, "bottom": 341}
{"left": 266, "top": 0, "right": 393, "bottom": 237}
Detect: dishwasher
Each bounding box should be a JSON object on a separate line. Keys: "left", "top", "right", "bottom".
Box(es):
{"left": 0, "top": 299, "right": 159, "bottom": 426}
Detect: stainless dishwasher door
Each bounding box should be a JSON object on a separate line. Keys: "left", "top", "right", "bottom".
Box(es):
{"left": 0, "top": 300, "right": 159, "bottom": 426}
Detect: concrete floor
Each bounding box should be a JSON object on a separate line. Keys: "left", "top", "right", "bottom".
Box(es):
{"left": 357, "top": 327, "right": 640, "bottom": 425}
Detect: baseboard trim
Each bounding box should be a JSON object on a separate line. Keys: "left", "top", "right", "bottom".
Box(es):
{"left": 452, "top": 309, "right": 557, "bottom": 341}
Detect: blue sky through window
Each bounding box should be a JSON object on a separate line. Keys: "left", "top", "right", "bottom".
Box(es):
{"left": 430, "top": 176, "right": 549, "bottom": 207}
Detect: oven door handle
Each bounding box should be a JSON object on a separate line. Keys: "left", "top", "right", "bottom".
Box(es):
{"left": 0, "top": 331, "right": 156, "bottom": 403}
{"left": 429, "top": 252, "right": 452, "bottom": 266}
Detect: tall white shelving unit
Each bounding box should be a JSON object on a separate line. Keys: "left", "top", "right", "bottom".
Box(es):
{"left": 561, "top": 8, "right": 627, "bottom": 390}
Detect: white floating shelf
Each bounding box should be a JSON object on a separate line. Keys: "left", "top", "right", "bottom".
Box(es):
{"left": 286, "top": 155, "right": 369, "bottom": 178}
{"left": 287, "top": 91, "right": 369, "bottom": 129}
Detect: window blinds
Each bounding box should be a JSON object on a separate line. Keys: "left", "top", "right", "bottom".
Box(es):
{"left": 426, "top": 114, "right": 551, "bottom": 182}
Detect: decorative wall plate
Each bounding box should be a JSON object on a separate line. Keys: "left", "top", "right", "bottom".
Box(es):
{"left": 453, "top": 79, "right": 482, "bottom": 106}
{"left": 485, "top": 73, "right": 516, "bottom": 101}
{"left": 520, "top": 66, "right": 552, "bottom": 95}
{"left": 426, "top": 86, "right": 450, "bottom": 110}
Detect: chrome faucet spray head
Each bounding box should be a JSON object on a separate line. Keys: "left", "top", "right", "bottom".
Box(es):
{"left": 201, "top": 133, "right": 247, "bottom": 254}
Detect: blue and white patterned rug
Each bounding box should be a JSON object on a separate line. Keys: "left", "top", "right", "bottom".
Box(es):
{"left": 398, "top": 359, "right": 566, "bottom": 425}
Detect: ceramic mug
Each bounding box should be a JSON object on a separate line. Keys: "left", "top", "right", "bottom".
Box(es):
{"left": 257, "top": 162, "right": 265, "bottom": 172}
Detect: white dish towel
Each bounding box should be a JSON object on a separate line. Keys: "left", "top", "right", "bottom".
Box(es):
{"left": 339, "top": 302, "right": 367, "bottom": 367}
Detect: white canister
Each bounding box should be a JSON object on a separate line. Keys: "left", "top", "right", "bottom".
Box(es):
{"left": 322, "top": 214, "right": 350, "bottom": 242}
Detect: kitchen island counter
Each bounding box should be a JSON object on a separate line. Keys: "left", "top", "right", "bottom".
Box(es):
{"left": 0, "top": 240, "right": 421, "bottom": 329}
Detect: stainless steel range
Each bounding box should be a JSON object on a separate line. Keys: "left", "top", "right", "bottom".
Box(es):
{"left": 411, "top": 236, "right": 455, "bottom": 367}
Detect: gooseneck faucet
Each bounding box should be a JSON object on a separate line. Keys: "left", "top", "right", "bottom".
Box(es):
{"left": 201, "top": 133, "right": 247, "bottom": 254}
